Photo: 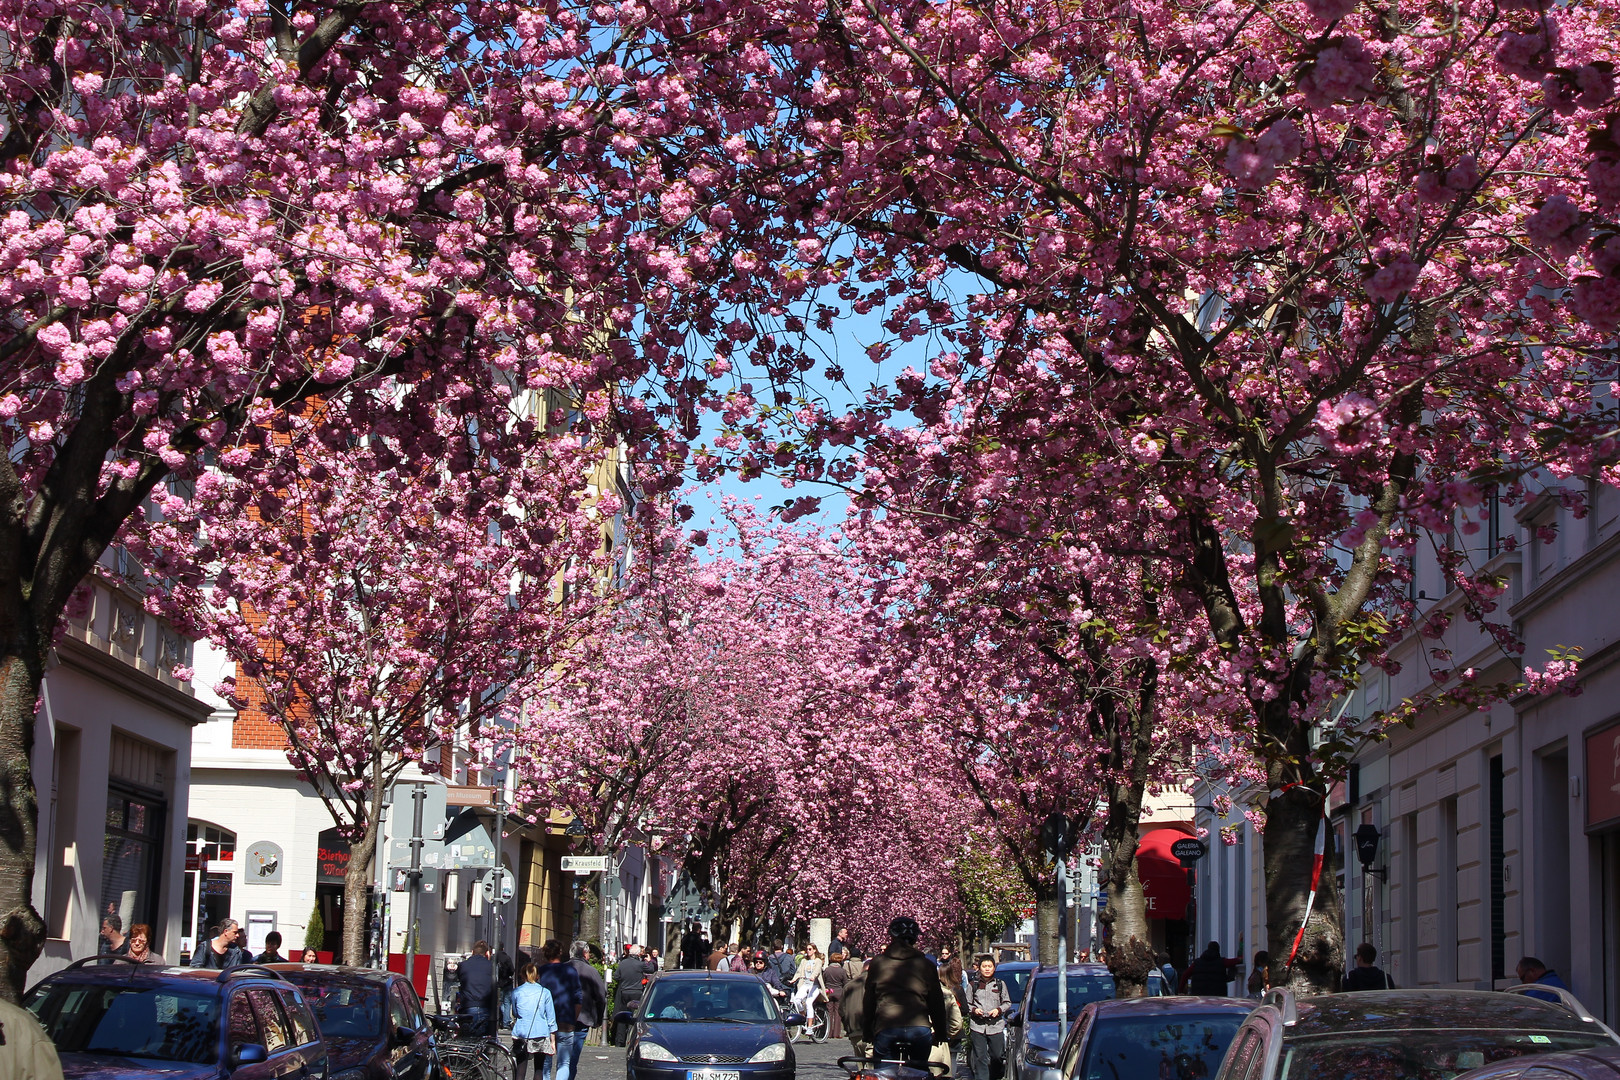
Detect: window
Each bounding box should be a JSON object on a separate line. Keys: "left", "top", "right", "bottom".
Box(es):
{"left": 1490, "top": 754, "right": 1506, "bottom": 984}
{"left": 102, "top": 788, "right": 164, "bottom": 938}
{"left": 26, "top": 984, "right": 220, "bottom": 1065}
{"left": 248, "top": 989, "right": 290, "bottom": 1054}
{"left": 1214, "top": 1029, "right": 1260, "bottom": 1080}
{"left": 280, "top": 991, "right": 319, "bottom": 1047}
{"left": 227, "top": 991, "right": 261, "bottom": 1053}
{"left": 184, "top": 822, "right": 236, "bottom": 944}
{"left": 389, "top": 983, "right": 415, "bottom": 1031}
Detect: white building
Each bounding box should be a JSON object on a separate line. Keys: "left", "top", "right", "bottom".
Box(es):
{"left": 31, "top": 559, "right": 211, "bottom": 978}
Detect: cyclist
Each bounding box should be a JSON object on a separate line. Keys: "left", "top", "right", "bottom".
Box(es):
{"left": 862, "top": 916, "right": 948, "bottom": 1069}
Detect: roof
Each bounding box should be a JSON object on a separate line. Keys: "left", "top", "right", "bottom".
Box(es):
{"left": 31, "top": 962, "right": 287, "bottom": 993}
{"left": 1031, "top": 964, "right": 1113, "bottom": 976}
{"left": 1090, "top": 996, "right": 1256, "bottom": 1018}
{"left": 269, "top": 963, "right": 402, "bottom": 985}
{"left": 1288, "top": 991, "right": 1612, "bottom": 1038}
{"left": 646, "top": 969, "right": 759, "bottom": 982}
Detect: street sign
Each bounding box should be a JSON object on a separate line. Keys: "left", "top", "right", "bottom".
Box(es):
{"left": 481, "top": 867, "right": 515, "bottom": 905}
{"left": 561, "top": 855, "right": 609, "bottom": 873}
{"left": 389, "top": 782, "right": 449, "bottom": 839}
{"left": 565, "top": 819, "right": 589, "bottom": 837}
{"left": 442, "top": 809, "right": 499, "bottom": 870}
{"left": 1171, "top": 837, "right": 1208, "bottom": 866}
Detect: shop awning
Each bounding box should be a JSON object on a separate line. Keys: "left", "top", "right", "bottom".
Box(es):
{"left": 1137, "top": 828, "right": 1194, "bottom": 920}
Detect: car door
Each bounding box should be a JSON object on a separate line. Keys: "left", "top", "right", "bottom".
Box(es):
{"left": 227, "top": 988, "right": 279, "bottom": 1080}
{"left": 278, "top": 987, "right": 329, "bottom": 1080}
{"left": 1057, "top": 1006, "right": 1094, "bottom": 1080}
{"left": 247, "top": 986, "right": 309, "bottom": 1078}
{"left": 388, "top": 979, "right": 431, "bottom": 1080}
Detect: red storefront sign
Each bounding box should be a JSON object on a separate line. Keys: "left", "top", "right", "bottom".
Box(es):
{"left": 316, "top": 828, "right": 351, "bottom": 884}
{"left": 1585, "top": 721, "right": 1620, "bottom": 830}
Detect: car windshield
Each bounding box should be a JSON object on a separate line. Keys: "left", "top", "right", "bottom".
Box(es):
{"left": 1000, "top": 969, "right": 1033, "bottom": 1004}
{"left": 26, "top": 983, "right": 220, "bottom": 1064}
{"left": 1026, "top": 976, "right": 1117, "bottom": 1021}
{"left": 642, "top": 981, "right": 778, "bottom": 1023}
{"left": 1078, "top": 1014, "right": 1247, "bottom": 1080}
{"left": 292, "top": 982, "right": 385, "bottom": 1038}
{"left": 1279, "top": 1031, "right": 1617, "bottom": 1080}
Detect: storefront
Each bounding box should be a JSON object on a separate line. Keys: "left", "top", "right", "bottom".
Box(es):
{"left": 1136, "top": 827, "right": 1194, "bottom": 968}
{"left": 1585, "top": 717, "right": 1620, "bottom": 1024}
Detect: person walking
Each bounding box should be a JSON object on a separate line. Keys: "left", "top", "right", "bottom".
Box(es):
{"left": 708, "top": 939, "right": 730, "bottom": 971}
{"left": 862, "top": 916, "right": 948, "bottom": 1069}
{"left": 1343, "top": 944, "right": 1394, "bottom": 991}
{"left": 791, "top": 943, "right": 826, "bottom": 1023}
{"left": 99, "top": 914, "right": 128, "bottom": 956}
{"left": 840, "top": 964, "right": 870, "bottom": 1059}
{"left": 497, "top": 945, "right": 518, "bottom": 1030}
{"left": 570, "top": 941, "right": 607, "bottom": 1057}
{"left": 729, "top": 944, "right": 750, "bottom": 973}
{"left": 255, "top": 931, "right": 286, "bottom": 964}
{"left": 680, "top": 923, "right": 705, "bottom": 970}
{"left": 928, "top": 964, "right": 965, "bottom": 1076}
{"left": 836, "top": 927, "right": 864, "bottom": 960}
{"left": 125, "top": 923, "right": 164, "bottom": 965}
{"left": 1185, "top": 942, "right": 1240, "bottom": 996}
{"left": 189, "top": 919, "right": 246, "bottom": 970}
{"left": 1515, "top": 957, "right": 1568, "bottom": 1001}
{"left": 966, "top": 957, "right": 1011, "bottom": 1080}
{"left": 511, "top": 961, "right": 558, "bottom": 1080}
{"left": 0, "top": 994, "right": 64, "bottom": 1080}
{"left": 823, "top": 951, "right": 850, "bottom": 1041}
{"left": 611, "top": 945, "right": 649, "bottom": 1045}
{"left": 455, "top": 941, "right": 500, "bottom": 1037}
{"left": 537, "top": 940, "right": 584, "bottom": 1080}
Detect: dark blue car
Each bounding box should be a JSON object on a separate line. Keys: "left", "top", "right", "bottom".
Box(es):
{"left": 24, "top": 957, "right": 328, "bottom": 1080}
{"left": 271, "top": 963, "right": 440, "bottom": 1080}
{"left": 620, "top": 970, "right": 799, "bottom": 1080}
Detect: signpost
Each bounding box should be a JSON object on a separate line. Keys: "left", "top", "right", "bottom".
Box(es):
{"left": 561, "top": 855, "right": 610, "bottom": 873}
{"left": 481, "top": 867, "right": 515, "bottom": 906}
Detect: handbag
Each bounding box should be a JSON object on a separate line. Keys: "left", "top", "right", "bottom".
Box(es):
{"left": 523, "top": 1034, "right": 556, "bottom": 1056}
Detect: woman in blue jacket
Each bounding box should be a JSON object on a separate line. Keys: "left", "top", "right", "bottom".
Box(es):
{"left": 511, "top": 961, "right": 558, "bottom": 1080}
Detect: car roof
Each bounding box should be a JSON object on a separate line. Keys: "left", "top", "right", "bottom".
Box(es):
{"left": 996, "top": 961, "right": 1040, "bottom": 971}
{"left": 1031, "top": 964, "right": 1113, "bottom": 976}
{"left": 1286, "top": 991, "right": 1612, "bottom": 1038}
{"left": 648, "top": 970, "right": 759, "bottom": 982}
{"left": 1090, "top": 996, "right": 1256, "bottom": 1017}
{"left": 30, "top": 963, "right": 288, "bottom": 995}
{"left": 269, "top": 963, "right": 401, "bottom": 986}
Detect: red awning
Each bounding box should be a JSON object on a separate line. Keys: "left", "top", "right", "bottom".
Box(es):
{"left": 1137, "top": 828, "right": 1194, "bottom": 920}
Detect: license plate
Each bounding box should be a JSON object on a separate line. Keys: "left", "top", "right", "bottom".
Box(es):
{"left": 687, "top": 1070, "right": 741, "bottom": 1080}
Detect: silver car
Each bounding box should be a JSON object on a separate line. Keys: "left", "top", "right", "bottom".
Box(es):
{"left": 1006, "top": 965, "right": 1168, "bottom": 1080}
{"left": 1212, "top": 986, "right": 1620, "bottom": 1080}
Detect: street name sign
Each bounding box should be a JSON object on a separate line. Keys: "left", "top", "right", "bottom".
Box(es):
{"left": 561, "top": 855, "right": 609, "bottom": 873}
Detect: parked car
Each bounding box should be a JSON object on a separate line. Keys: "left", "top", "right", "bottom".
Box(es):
{"left": 1453, "top": 1043, "right": 1620, "bottom": 1080}
{"left": 271, "top": 963, "right": 441, "bottom": 1080}
{"left": 619, "top": 970, "right": 800, "bottom": 1080}
{"left": 1053, "top": 996, "right": 1255, "bottom": 1080}
{"left": 24, "top": 957, "right": 328, "bottom": 1080}
{"left": 996, "top": 962, "right": 1042, "bottom": 1006}
{"left": 1213, "top": 987, "right": 1620, "bottom": 1080}
{"left": 1007, "top": 965, "right": 1170, "bottom": 1080}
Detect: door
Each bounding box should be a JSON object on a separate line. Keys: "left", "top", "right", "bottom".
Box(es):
{"left": 227, "top": 988, "right": 279, "bottom": 1080}
{"left": 388, "top": 979, "right": 431, "bottom": 1080}
{"left": 278, "top": 988, "right": 328, "bottom": 1080}
{"left": 247, "top": 987, "right": 310, "bottom": 1078}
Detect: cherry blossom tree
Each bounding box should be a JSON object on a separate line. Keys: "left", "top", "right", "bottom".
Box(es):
{"left": 136, "top": 399, "right": 607, "bottom": 964}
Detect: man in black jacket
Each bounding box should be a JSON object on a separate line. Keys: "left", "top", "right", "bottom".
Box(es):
{"left": 611, "top": 945, "right": 651, "bottom": 1045}
{"left": 455, "top": 941, "right": 499, "bottom": 1036}
{"left": 862, "top": 917, "right": 948, "bottom": 1068}
{"left": 1342, "top": 943, "right": 1394, "bottom": 991}
{"left": 1186, "top": 942, "right": 1241, "bottom": 996}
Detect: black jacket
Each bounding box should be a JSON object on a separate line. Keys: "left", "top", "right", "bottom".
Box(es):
{"left": 1342, "top": 965, "right": 1393, "bottom": 991}
{"left": 1187, "top": 949, "right": 1236, "bottom": 995}
{"left": 456, "top": 954, "right": 498, "bottom": 1014}
{"left": 573, "top": 958, "right": 609, "bottom": 1026}
{"left": 861, "top": 943, "right": 948, "bottom": 1038}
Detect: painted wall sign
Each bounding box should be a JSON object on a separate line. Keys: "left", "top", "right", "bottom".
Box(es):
{"left": 244, "top": 841, "right": 284, "bottom": 885}
{"left": 316, "top": 828, "right": 351, "bottom": 884}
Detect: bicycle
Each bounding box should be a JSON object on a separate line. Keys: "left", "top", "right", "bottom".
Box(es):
{"left": 428, "top": 1013, "right": 516, "bottom": 1080}
{"left": 789, "top": 990, "right": 829, "bottom": 1044}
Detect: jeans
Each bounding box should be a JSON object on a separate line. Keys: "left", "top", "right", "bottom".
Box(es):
{"left": 970, "top": 1030, "right": 1006, "bottom": 1080}
{"left": 547, "top": 1029, "right": 586, "bottom": 1080}
{"left": 501, "top": 989, "right": 515, "bottom": 1030}
{"left": 459, "top": 1008, "right": 494, "bottom": 1039}
{"left": 872, "top": 1026, "right": 934, "bottom": 1068}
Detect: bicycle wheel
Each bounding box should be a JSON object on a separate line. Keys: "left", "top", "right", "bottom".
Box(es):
{"left": 805, "top": 1000, "right": 827, "bottom": 1043}
{"left": 438, "top": 1044, "right": 483, "bottom": 1080}
{"left": 478, "top": 1039, "right": 515, "bottom": 1080}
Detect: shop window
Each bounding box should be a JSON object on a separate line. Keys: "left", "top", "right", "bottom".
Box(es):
{"left": 102, "top": 787, "right": 165, "bottom": 938}
{"left": 184, "top": 822, "right": 236, "bottom": 945}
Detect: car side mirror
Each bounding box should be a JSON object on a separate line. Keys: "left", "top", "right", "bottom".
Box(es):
{"left": 1007, "top": 1008, "right": 1022, "bottom": 1025}
{"left": 393, "top": 1025, "right": 416, "bottom": 1047}
{"left": 613, "top": 1010, "right": 635, "bottom": 1025}
{"left": 231, "top": 1044, "right": 269, "bottom": 1067}
{"left": 1032, "top": 1050, "right": 1059, "bottom": 1068}
{"left": 783, "top": 1012, "right": 805, "bottom": 1027}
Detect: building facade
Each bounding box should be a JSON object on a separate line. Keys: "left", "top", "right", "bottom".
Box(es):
{"left": 31, "top": 560, "right": 211, "bottom": 978}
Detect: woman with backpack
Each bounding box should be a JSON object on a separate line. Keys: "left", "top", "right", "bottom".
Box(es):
{"left": 966, "top": 957, "right": 1012, "bottom": 1080}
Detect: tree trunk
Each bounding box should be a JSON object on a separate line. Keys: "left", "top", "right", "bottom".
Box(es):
{"left": 577, "top": 871, "right": 602, "bottom": 942}
{"left": 1098, "top": 835, "right": 1154, "bottom": 998}
{"left": 0, "top": 647, "right": 46, "bottom": 1003}
{"left": 1264, "top": 784, "right": 1342, "bottom": 993}
{"left": 1033, "top": 869, "right": 1060, "bottom": 966}
{"left": 342, "top": 813, "right": 379, "bottom": 967}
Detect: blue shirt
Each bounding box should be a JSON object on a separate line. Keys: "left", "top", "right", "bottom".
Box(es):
{"left": 537, "top": 960, "right": 583, "bottom": 1027}
{"left": 512, "top": 981, "right": 557, "bottom": 1040}
{"left": 1525, "top": 970, "right": 1570, "bottom": 1003}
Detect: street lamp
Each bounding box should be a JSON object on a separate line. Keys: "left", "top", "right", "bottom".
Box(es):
{"left": 1353, "top": 823, "right": 1385, "bottom": 877}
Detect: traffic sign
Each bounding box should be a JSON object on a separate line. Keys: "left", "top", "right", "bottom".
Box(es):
{"left": 481, "top": 868, "right": 515, "bottom": 905}
{"left": 1171, "top": 837, "right": 1208, "bottom": 866}
{"left": 561, "top": 855, "right": 610, "bottom": 873}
